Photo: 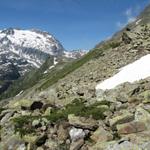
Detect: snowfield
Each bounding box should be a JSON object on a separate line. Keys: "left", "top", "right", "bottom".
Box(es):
{"left": 96, "top": 54, "right": 150, "bottom": 90}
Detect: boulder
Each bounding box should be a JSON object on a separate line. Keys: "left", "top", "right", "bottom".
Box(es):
{"left": 43, "top": 107, "right": 52, "bottom": 116}
{"left": 0, "top": 111, "right": 14, "bottom": 125}
{"left": 68, "top": 114, "right": 98, "bottom": 130}
{"left": 8, "top": 99, "right": 32, "bottom": 109}
{"left": 121, "top": 130, "right": 150, "bottom": 145}
{"left": 142, "top": 142, "right": 150, "bottom": 150}
{"left": 117, "top": 121, "right": 147, "bottom": 135}
{"left": 109, "top": 141, "right": 142, "bottom": 150}
{"left": 70, "top": 139, "right": 84, "bottom": 150}
{"left": 36, "top": 147, "right": 44, "bottom": 150}
{"left": 44, "top": 139, "right": 58, "bottom": 150}
{"left": 135, "top": 107, "right": 150, "bottom": 122}
{"left": 122, "top": 32, "right": 132, "bottom": 44}
{"left": 89, "top": 141, "right": 141, "bottom": 150}
{"left": 1, "top": 135, "right": 26, "bottom": 150}
{"left": 88, "top": 141, "right": 116, "bottom": 150}
{"left": 140, "top": 90, "right": 150, "bottom": 103}
{"left": 35, "top": 134, "right": 48, "bottom": 147}
{"left": 32, "top": 119, "right": 41, "bottom": 128}
{"left": 30, "top": 101, "right": 43, "bottom": 111}
{"left": 109, "top": 110, "right": 134, "bottom": 127}
{"left": 23, "top": 134, "right": 38, "bottom": 143}
{"left": 90, "top": 126, "right": 113, "bottom": 143}
{"left": 57, "top": 124, "right": 69, "bottom": 142}
{"left": 69, "top": 127, "right": 85, "bottom": 142}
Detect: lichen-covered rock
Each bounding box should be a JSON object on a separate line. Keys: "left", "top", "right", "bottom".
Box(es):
{"left": 0, "top": 111, "right": 14, "bottom": 125}
{"left": 90, "top": 126, "right": 113, "bottom": 143}
{"left": 117, "top": 121, "right": 147, "bottom": 135}
{"left": 121, "top": 131, "right": 150, "bottom": 145}
{"left": 68, "top": 114, "right": 98, "bottom": 130}
{"left": 135, "top": 107, "right": 150, "bottom": 122}
{"left": 107, "top": 141, "right": 142, "bottom": 150}
{"left": 44, "top": 139, "right": 58, "bottom": 150}
{"left": 57, "top": 124, "right": 69, "bottom": 143}
{"left": 1, "top": 135, "right": 26, "bottom": 150}
{"left": 70, "top": 139, "right": 84, "bottom": 150}
{"left": 109, "top": 110, "right": 134, "bottom": 127}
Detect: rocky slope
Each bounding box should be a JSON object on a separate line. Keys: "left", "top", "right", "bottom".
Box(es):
{"left": 1, "top": 4, "right": 150, "bottom": 150}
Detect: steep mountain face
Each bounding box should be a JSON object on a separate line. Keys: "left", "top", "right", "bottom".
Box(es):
{"left": 0, "top": 28, "right": 64, "bottom": 93}
{"left": 2, "top": 4, "right": 150, "bottom": 150}
{"left": 0, "top": 28, "right": 64, "bottom": 70}
{"left": 0, "top": 28, "right": 86, "bottom": 94}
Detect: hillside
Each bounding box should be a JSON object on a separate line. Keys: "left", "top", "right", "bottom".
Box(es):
{"left": 1, "top": 4, "right": 150, "bottom": 150}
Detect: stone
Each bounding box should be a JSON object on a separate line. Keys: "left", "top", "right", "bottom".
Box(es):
{"left": 23, "top": 134, "right": 38, "bottom": 143}
{"left": 2, "top": 135, "right": 25, "bottom": 150}
{"left": 0, "top": 111, "right": 14, "bottom": 125}
{"left": 90, "top": 127, "right": 113, "bottom": 143}
{"left": 43, "top": 107, "right": 52, "bottom": 116}
{"left": 80, "top": 144, "right": 89, "bottom": 150}
{"left": 88, "top": 141, "right": 116, "bottom": 150}
{"left": 109, "top": 141, "right": 142, "bottom": 150}
{"left": 70, "top": 139, "right": 84, "bottom": 150}
{"left": 109, "top": 110, "right": 134, "bottom": 127}
{"left": 122, "top": 130, "right": 150, "bottom": 145}
{"left": 8, "top": 99, "right": 32, "bottom": 109}
{"left": 57, "top": 124, "right": 68, "bottom": 142}
{"left": 69, "top": 127, "right": 85, "bottom": 142}
{"left": 35, "top": 134, "right": 48, "bottom": 147}
{"left": 21, "top": 111, "right": 31, "bottom": 116}
{"left": 32, "top": 119, "right": 41, "bottom": 127}
{"left": 16, "top": 144, "right": 26, "bottom": 150}
{"left": 122, "top": 32, "right": 132, "bottom": 44}
{"left": 40, "top": 126, "right": 47, "bottom": 131}
{"left": 141, "top": 90, "right": 150, "bottom": 103}
{"left": 30, "top": 101, "right": 43, "bottom": 111}
{"left": 135, "top": 107, "right": 150, "bottom": 122}
{"left": 115, "top": 103, "right": 128, "bottom": 111}
{"left": 68, "top": 114, "right": 98, "bottom": 130}
{"left": 142, "top": 142, "right": 150, "bottom": 150}
{"left": 36, "top": 147, "right": 44, "bottom": 150}
{"left": 117, "top": 121, "right": 147, "bottom": 135}
{"left": 44, "top": 139, "right": 58, "bottom": 149}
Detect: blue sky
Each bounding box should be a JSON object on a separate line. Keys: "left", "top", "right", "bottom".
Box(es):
{"left": 0, "top": 0, "right": 149, "bottom": 50}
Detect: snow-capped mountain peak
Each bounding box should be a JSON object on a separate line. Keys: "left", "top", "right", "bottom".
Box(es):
{"left": 0, "top": 28, "right": 65, "bottom": 72}
{"left": 1, "top": 28, "right": 64, "bottom": 56}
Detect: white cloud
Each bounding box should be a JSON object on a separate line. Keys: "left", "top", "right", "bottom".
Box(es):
{"left": 116, "top": 6, "right": 138, "bottom": 29}
{"left": 125, "top": 8, "right": 136, "bottom": 23}
{"left": 125, "top": 8, "right": 132, "bottom": 16}
{"left": 116, "top": 21, "right": 126, "bottom": 28}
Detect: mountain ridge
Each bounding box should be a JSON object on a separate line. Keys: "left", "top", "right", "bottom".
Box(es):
{"left": 0, "top": 28, "right": 87, "bottom": 95}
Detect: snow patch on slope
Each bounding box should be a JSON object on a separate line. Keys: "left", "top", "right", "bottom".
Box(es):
{"left": 96, "top": 54, "right": 150, "bottom": 90}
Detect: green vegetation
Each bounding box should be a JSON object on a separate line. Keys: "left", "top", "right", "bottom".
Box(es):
{"left": 13, "top": 115, "right": 38, "bottom": 137}
{"left": 13, "top": 99, "right": 110, "bottom": 137}
{"left": 109, "top": 41, "right": 121, "bottom": 48}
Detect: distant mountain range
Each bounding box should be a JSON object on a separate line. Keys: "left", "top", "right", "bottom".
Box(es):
{"left": 0, "top": 28, "right": 86, "bottom": 94}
